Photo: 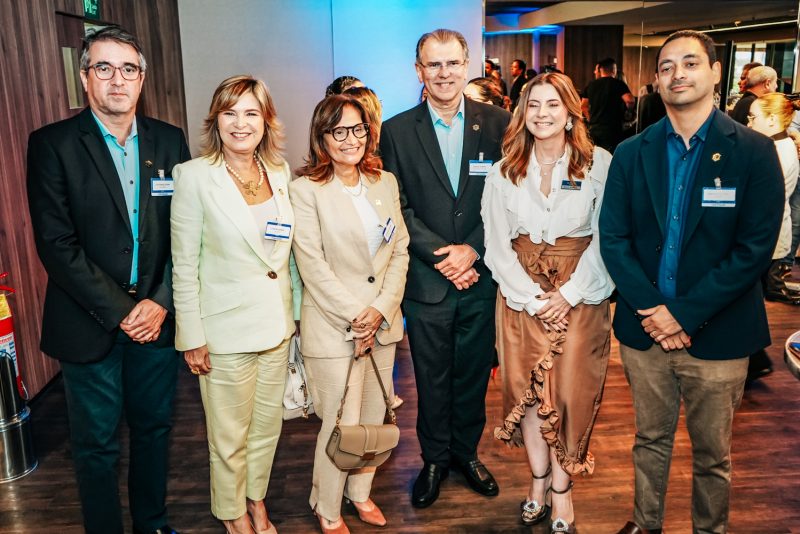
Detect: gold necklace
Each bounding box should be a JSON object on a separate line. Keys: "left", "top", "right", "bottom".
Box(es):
{"left": 225, "top": 156, "right": 265, "bottom": 196}
{"left": 339, "top": 174, "right": 363, "bottom": 196}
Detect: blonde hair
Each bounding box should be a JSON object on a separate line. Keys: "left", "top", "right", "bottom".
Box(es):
{"left": 200, "top": 75, "right": 284, "bottom": 166}
{"left": 500, "top": 72, "right": 594, "bottom": 185}
{"left": 753, "top": 92, "right": 800, "bottom": 131}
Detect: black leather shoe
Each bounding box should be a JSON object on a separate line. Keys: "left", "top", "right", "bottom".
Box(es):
{"left": 133, "top": 526, "right": 179, "bottom": 534}
{"left": 764, "top": 287, "right": 800, "bottom": 304}
{"left": 411, "top": 463, "right": 448, "bottom": 508}
{"left": 616, "top": 521, "right": 662, "bottom": 534}
{"left": 455, "top": 458, "right": 499, "bottom": 496}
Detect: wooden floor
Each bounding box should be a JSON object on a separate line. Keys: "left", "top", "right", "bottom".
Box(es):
{"left": 1, "top": 300, "right": 799, "bottom": 534}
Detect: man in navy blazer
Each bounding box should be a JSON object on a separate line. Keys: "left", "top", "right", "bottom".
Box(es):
{"left": 599, "top": 31, "right": 783, "bottom": 534}
{"left": 27, "top": 27, "right": 189, "bottom": 534}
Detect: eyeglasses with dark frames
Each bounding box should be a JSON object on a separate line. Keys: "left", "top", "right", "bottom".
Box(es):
{"left": 87, "top": 62, "right": 143, "bottom": 81}
{"left": 327, "top": 123, "right": 369, "bottom": 142}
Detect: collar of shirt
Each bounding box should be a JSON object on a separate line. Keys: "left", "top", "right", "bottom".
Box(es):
{"left": 665, "top": 108, "right": 714, "bottom": 149}
{"left": 91, "top": 111, "right": 138, "bottom": 148}
{"left": 427, "top": 96, "right": 465, "bottom": 128}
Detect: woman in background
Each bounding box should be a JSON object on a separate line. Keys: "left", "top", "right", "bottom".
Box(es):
{"left": 464, "top": 77, "right": 505, "bottom": 107}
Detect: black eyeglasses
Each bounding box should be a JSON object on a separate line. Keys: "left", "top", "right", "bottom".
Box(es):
{"left": 87, "top": 62, "right": 142, "bottom": 80}
{"left": 327, "top": 123, "right": 369, "bottom": 142}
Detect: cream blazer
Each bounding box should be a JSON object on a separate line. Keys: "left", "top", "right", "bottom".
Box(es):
{"left": 171, "top": 156, "right": 295, "bottom": 354}
{"left": 290, "top": 170, "right": 410, "bottom": 358}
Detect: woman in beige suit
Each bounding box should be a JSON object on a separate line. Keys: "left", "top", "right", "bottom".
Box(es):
{"left": 171, "top": 76, "right": 294, "bottom": 534}
{"left": 291, "top": 95, "right": 409, "bottom": 534}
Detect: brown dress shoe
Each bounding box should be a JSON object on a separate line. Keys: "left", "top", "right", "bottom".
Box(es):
{"left": 616, "top": 521, "right": 662, "bottom": 534}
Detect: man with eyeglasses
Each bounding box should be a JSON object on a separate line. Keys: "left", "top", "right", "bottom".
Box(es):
{"left": 380, "top": 28, "right": 511, "bottom": 509}
{"left": 26, "top": 25, "right": 189, "bottom": 534}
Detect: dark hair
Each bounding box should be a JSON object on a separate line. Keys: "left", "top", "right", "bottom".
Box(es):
{"left": 657, "top": 30, "right": 717, "bottom": 66}
{"left": 513, "top": 59, "right": 527, "bottom": 72}
{"left": 525, "top": 68, "right": 537, "bottom": 80}
{"left": 80, "top": 25, "right": 146, "bottom": 72}
{"left": 598, "top": 58, "right": 616, "bottom": 73}
{"left": 465, "top": 77, "right": 504, "bottom": 107}
{"left": 325, "top": 75, "right": 362, "bottom": 97}
{"left": 295, "top": 95, "right": 382, "bottom": 183}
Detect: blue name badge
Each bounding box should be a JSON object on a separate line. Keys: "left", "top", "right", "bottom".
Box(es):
{"left": 383, "top": 218, "right": 396, "bottom": 243}
{"left": 265, "top": 221, "right": 291, "bottom": 241}
{"left": 150, "top": 177, "right": 174, "bottom": 196}
{"left": 469, "top": 160, "right": 492, "bottom": 176}
{"left": 560, "top": 179, "right": 581, "bottom": 191}
{"left": 701, "top": 187, "right": 736, "bottom": 208}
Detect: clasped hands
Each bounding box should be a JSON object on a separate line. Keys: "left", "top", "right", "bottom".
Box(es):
{"left": 119, "top": 298, "right": 167, "bottom": 344}
{"left": 638, "top": 304, "right": 692, "bottom": 351}
{"left": 434, "top": 244, "right": 479, "bottom": 290}
{"left": 351, "top": 306, "right": 384, "bottom": 357}
{"left": 535, "top": 290, "right": 571, "bottom": 332}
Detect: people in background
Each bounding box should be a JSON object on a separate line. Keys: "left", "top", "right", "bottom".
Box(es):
{"left": 729, "top": 65, "right": 777, "bottom": 125}
{"left": 638, "top": 66, "right": 667, "bottom": 131}
{"left": 291, "top": 95, "right": 409, "bottom": 534}
{"left": 509, "top": 58, "right": 527, "bottom": 111}
{"left": 485, "top": 58, "right": 507, "bottom": 95}
{"left": 600, "top": 30, "right": 784, "bottom": 534}
{"left": 380, "top": 28, "right": 511, "bottom": 510}
{"left": 464, "top": 77, "right": 505, "bottom": 107}
{"left": 483, "top": 72, "right": 614, "bottom": 533}
{"left": 325, "top": 75, "right": 364, "bottom": 97}
{"left": 581, "top": 57, "right": 634, "bottom": 153}
{"left": 171, "top": 75, "right": 295, "bottom": 534}
{"left": 26, "top": 25, "right": 190, "bottom": 534}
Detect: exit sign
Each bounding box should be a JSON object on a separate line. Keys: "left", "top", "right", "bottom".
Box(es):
{"left": 84, "top": 0, "right": 100, "bottom": 20}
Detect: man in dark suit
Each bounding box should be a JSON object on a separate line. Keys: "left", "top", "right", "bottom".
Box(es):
{"left": 509, "top": 58, "right": 526, "bottom": 111}
{"left": 380, "top": 28, "right": 511, "bottom": 509}
{"left": 26, "top": 26, "right": 189, "bottom": 534}
{"left": 599, "top": 30, "right": 783, "bottom": 534}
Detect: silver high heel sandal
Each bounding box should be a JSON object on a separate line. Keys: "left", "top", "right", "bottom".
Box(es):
{"left": 520, "top": 466, "right": 551, "bottom": 526}
{"left": 550, "top": 481, "right": 576, "bottom": 533}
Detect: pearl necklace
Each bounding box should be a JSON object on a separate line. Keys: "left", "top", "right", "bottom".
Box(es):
{"left": 225, "top": 156, "right": 265, "bottom": 196}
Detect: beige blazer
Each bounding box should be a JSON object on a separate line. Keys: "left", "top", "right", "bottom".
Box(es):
{"left": 290, "top": 170, "right": 410, "bottom": 358}
{"left": 171, "top": 156, "right": 295, "bottom": 354}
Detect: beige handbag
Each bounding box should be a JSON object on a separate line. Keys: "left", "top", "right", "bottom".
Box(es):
{"left": 325, "top": 349, "right": 399, "bottom": 470}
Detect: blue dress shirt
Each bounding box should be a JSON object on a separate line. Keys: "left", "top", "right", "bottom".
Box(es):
{"left": 657, "top": 110, "right": 715, "bottom": 298}
{"left": 92, "top": 112, "right": 140, "bottom": 285}
{"left": 428, "top": 98, "right": 465, "bottom": 194}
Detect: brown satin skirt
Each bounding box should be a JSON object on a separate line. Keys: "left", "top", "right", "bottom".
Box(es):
{"left": 493, "top": 235, "right": 611, "bottom": 476}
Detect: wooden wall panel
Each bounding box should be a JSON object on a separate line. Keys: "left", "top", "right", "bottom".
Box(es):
{"left": 485, "top": 33, "right": 533, "bottom": 90}
{"left": 563, "top": 25, "right": 624, "bottom": 95}
{"left": 0, "top": 0, "right": 188, "bottom": 398}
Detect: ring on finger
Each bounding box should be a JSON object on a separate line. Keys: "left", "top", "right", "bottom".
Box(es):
{"left": 190, "top": 368, "right": 200, "bottom": 375}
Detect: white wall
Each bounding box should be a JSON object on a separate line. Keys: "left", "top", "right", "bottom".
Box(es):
{"left": 178, "top": 0, "right": 482, "bottom": 170}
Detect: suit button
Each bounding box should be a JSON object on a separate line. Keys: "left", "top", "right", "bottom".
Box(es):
{"left": 267, "top": 271, "right": 277, "bottom": 279}
{"left": 346, "top": 326, "right": 351, "bottom": 332}
{"left": 454, "top": 210, "right": 463, "bottom": 217}
{"left": 122, "top": 247, "right": 131, "bottom": 254}
{"left": 656, "top": 245, "right": 662, "bottom": 252}
{"left": 367, "top": 276, "right": 375, "bottom": 283}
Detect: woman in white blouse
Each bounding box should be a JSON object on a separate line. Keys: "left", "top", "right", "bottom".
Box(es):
{"left": 291, "top": 95, "right": 409, "bottom": 534}
{"left": 481, "top": 72, "right": 614, "bottom": 533}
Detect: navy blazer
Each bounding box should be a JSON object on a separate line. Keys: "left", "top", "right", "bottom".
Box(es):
{"left": 380, "top": 99, "right": 511, "bottom": 304}
{"left": 27, "top": 108, "right": 191, "bottom": 363}
{"left": 599, "top": 109, "right": 783, "bottom": 359}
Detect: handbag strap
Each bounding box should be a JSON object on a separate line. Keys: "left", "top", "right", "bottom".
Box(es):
{"left": 335, "top": 349, "right": 397, "bottom": 426}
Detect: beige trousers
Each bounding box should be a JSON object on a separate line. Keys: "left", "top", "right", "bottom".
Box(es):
{"left": 199, "top": 338, "right": 290, "bottom": 519}
{"left": 304, "top": 343, "right": 395, "bottom": 521}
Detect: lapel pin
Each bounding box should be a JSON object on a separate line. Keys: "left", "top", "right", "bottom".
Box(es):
{"left": 144, "top": 160, "right": 153, "bottom": 167}
{"left": 472, "top": 124, "right": 480, "bottom": 131}
{"left": 375, "top": 199, "right": 382, "bottom": 206}
{"left": 712, "top": 153, "right": 721, "bottom": 162}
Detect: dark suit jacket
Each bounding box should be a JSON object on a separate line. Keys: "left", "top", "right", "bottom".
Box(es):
{"left": 729, "top": 91, "right": 757, "bottom": 126}
{"left": 380, "top": 99, "right": 511, "bottom": 304}
{"left": 599, "top": 109, "right": 783, "bottom": 359}
{"left": 509, "top": 75, "right": 525, "bottom": 111}
{"left": 27, "top": 107, "right": 191, "bottom": 363}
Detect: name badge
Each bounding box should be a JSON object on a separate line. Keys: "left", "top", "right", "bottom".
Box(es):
{"left": 560, "top": 179, "right": 581, "bottom": 191}
{"left": 150, "top": 177, "right": 174, "bottom": 196}
{"left": 383, "top": 218, "right": 396, "bottom": 242}
{"left": 469, "top": 160, "right": 492, "bottom": 176}
{"left": 701, "top": 187, "right": 736, "bottom": 208}
{"left": 265, "top": 221, "right": 291, "bottom": 241}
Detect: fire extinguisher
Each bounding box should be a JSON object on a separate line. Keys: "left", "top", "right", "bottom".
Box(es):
{"left": 0, "top": 272, "right": 29, "bottom": 401}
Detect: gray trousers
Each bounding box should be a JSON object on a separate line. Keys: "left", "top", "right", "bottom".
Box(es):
{"left": 620, "top": 344, "right": 748, "bottom": 534}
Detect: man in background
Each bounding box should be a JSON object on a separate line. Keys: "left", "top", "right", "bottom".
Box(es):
{"left": 729, "top": 65, "right": 777, "bottom": 125}
{"left": 582, "top": 57, "right": 634, "bottom": 153}
{"left": 509, "top": 58, "right": 526, "bottom": 111}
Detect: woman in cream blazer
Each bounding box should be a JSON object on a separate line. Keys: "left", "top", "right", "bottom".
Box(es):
{"left": 171, "top": 76, "right": 293, "bottom": 534}
{"left": 291, "top": 95, "right": 409, "bottom": 534}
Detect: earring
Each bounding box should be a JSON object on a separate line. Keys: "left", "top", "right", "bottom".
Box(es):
{"left": 565, "top": 117, "right": 573, "bottom": 132}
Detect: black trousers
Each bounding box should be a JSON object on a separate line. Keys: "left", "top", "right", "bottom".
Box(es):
{"left": 60, "top": 331, "right": 179, "bottom": 534}
{"left": 404, "top": 285, "right": 495, "bottom": 467}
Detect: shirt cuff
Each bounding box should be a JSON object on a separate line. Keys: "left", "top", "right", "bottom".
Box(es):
{"left": 558, "top": 281, "right": 583, "bottom": 308}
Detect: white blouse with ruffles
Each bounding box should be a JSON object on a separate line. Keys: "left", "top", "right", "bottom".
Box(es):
{"left": 481, "top": 145, "right": 615, "bottom": 315}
